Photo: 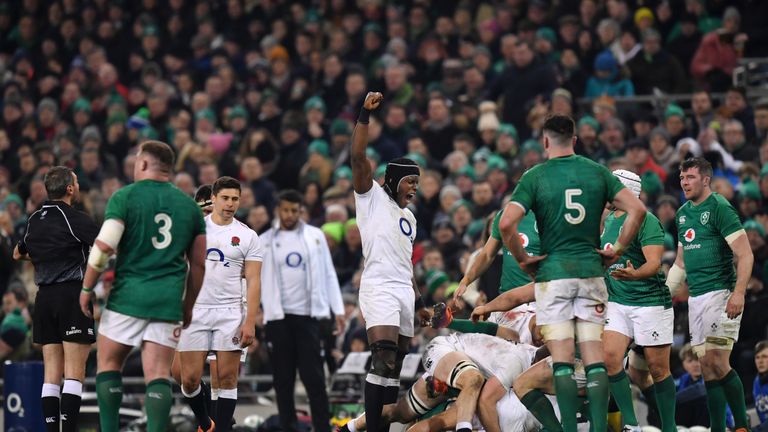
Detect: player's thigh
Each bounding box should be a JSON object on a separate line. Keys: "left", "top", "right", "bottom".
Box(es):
{"left": 534, "top": 279, "right": 578, "bottom": 325}
{"left": 602, "top": 330, "right": 631, "bottom": 373}
{"left": 604, "top": 302, "right": 633, "bottom": 340}
{"left": 210, "top": 307, "right": 244, "bottom": 352}
{"left": 573, "top": 277, "right": 608, "bottom": 324}
{"left": 96, "top": 331, "right": 134, "bottom": 373}
{"left": 98, "top": 309, "right": 152, "bottom": 348}
{"left": 404, "top": 376, "right": 445, "bottom": 421}
{"left": 214, "top": 350, "right": 243, "bottom": 388}
{"left": 178, "top": 308, "right": 214, "bottom": 352}
{"left": 141, "top": 340, "right": 176, "bottom": 382}
{"left": 433, "top": 351, "right": 479, "bottom": 388}
{"left": 689, "top": 290, "right": 741, "bottom": 349}
{"left": 42, "top": 343, "right": 64, "bottom": 383}
{"left": 179, "top": 350, "right": 208, "bottom": 385}
{"left": 422, "top": 338, "right": 458, "bottom": 378}
{"left": 514, "top": 359, "right": 555, "bottom": 397}
{"left": 631, "top": 305, "right": 674, "bottom": 347}
{"left": 398, "top": 287, "right": 416, "bottom": 337}
{"left": 408, "top": 406, "right": 457, "bottom": 432}
{"left": 359, "top": 286, "right": 408, "bottom": 333}
{"left": 62, "top": 341, "right": 91, "bottom": 381}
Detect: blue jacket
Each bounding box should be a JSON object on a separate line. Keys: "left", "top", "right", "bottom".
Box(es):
{"left": 677, "top": 373, "right": 735, "bottom": 428}
{"left": 585, "top": 72, "right": 635, "bottom": 99}
{"left": 753, "top": 375, "right": 768, "bottom": 424}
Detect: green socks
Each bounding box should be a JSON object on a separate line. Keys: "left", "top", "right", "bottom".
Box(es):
{"left": 447, "top": 319, "right": 499, "bottom": 335}
{"left": 653, "top": 376, "right": 678, "bottom": 432}
{"left": 721, "top": 370, "right": 750, "bottom": 430}
{"left": 609, "top": 370, "right": 637, "bottom": 426}
{"left": 521, "top": 389, "right": 563, "bottom": 432}
{"left": 96, "top": 371, "right": 123, "bottom": 432}
{"left": 553, "top": 363, "right": 579, "bottom": 432}
{"left": 585, "top": 363, "right": 610, "bottom": 432}
{"left": 705, "top": 380, "right": 728, "bottom": 432}
{"left": 145, "top": 379, "right": 173, "bottom": 432}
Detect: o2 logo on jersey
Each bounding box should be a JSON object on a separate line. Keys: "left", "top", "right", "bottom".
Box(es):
{"left": 684, "top": 228, "right": 696, "bottom": 243}
{"left": 519, "top": 233, "right": 529, "bottom": 248}
{"left": 206, "top": 248, "right": 231, "bottom": 267}
{"left": 399, "top": 217, "right": 414, "bottom": 242}
{"left": 285, "top": 252, "right": 303, "bottom": 268}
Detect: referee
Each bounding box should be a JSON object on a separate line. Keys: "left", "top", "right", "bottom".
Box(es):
{"left": 13, "top": 166, "right": 98, "bottom": 432}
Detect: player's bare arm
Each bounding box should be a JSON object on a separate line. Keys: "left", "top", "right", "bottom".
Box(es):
{"left": 599, "top": 188, "right": 646, "bottom": 266}
{"left": 455, "top": 235, "right": 503, "bottom": 300}
{"left": 413, "top": 277, "right": 431, "bottom": 326}
{"left": 610, "top": 244, "right": 663, "bottom": 281}
{"left": 666, "top": 243, "right": 686, "bottom": 297}
{"left": 726, "top": 231, "right": 754, "bottom": 319}
{"left": 351, "top": 92, "right": 383, "bottom": 194}
{"left": 471, "top": 283, "right": 535, "bottom": 322}
{"left": 182, "top": 233, "right": 207, "bottom": 329}
{"left": 80, "top": 219, "right": 125, "bottom": 318}
{"left": 241, "top": 259, "right": 263, "bottom": 347}
{"left": 498, "top": 204, "right": 545, "bottom": 278}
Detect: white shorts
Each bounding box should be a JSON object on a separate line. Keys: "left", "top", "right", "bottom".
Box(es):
{"left": 604, "top": 302, "right": 674, "bottom": 346}
{"left": 497, "top": 391, "right": 543, "bottom": 432}
{"left": 688, "top": 289, "right": 742, "bottom": 346}
{"left": 99, "top": 309, "right": 181, "bottom": 349}
{"left": 535, "top": 278, "right": 607, "bottom": 326}
{"left": 488, "top": 303, "right": 536, "bottom": 345}
{"left": 206, "top": 350, "right": 247, "bottom": 364}
{"left": 178, "top": 306, "right": 245, "bottom": 352}
{"left": 545, "top": 357, "right": 586, "bottom": 389}
{"left": 359, "top": 285, "right": 415, "bottom": 337}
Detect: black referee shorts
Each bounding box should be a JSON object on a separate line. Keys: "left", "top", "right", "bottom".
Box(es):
{"left": 33, "top": 283, "right": 95, "bottom": 345}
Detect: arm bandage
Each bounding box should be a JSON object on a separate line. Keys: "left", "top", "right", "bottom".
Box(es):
{"left": 666, "top": 264, "right": 686, "bottom": 297}
{"left": 87, "top": 219, "right": 124, "bottom": 272}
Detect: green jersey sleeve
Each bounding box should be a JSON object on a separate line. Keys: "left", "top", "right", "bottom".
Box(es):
{"left": 491, "top": 211, "right": 502, "bottom": 241}
{"left": 714, "top": 198, "right": 743, "bottom": 239}
{"left": 638, "top": 213, "right": 665, "bottom": 247}
{"left": 510, "top": 170, "right": 536, "bottom": 212}
{"left": 104, "top": 187, "right": 128, "bottom": 221}
{"left": 602, "top": 167, "right": 626, "bottom": 202}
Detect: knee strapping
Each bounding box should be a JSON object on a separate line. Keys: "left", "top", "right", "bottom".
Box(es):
{"left": 541, "top": 321, "right": 575, "bottom": 341}
{"left": 576, "top": 320, "right": 604, "bottom": 342}
{"left": 406, "top": 385, "right": 431, "bottom": 417}
{"left": 369, "top": 340, "right": 399, "bottom": 380}
{"left": 448, "top": 360, "right": 481, "bottom": 388}
{"left": 705, "top": 336, "right": 734, "bottom": 352}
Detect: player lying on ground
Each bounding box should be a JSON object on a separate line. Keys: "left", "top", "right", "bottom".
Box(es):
{"left": 431, "top": 301, "right": 542, "bottom": 346}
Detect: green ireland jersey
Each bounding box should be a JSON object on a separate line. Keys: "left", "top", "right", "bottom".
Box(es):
{"left": 676, "top": 192, "right": 742, "bottom": 297}
{"left": 601, "top": 211, "right": 671, "bottom": 308}
{"left": 491, "top": 209, "right": 540, "bottom": 291}
{"left": 104, "top": 180, "right": 206, "bottom": 321}
{"left": 510, "top": 155, "right": 625, "bottom": 282}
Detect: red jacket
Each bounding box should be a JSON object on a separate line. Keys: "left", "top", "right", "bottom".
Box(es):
{"left": 691, "top": 32, "right": 738, "bottom": 79}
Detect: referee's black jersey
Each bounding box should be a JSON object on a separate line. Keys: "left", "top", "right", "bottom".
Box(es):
{"left": 17, "top": 200, "right": 99, "bottom": 287}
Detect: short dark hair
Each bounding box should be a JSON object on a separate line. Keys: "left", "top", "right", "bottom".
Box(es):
{"left": 212, "top": 176, "right": 241, "bottom": 195}
{"left": 44, "top": 166, "right": 74, "bottom": 199}
{"left": 139, "top": 140, "right": 175, "bottom": 172}
{"left": 278, "top": 189, "right": 304, "bottom": 205}
{"left": 680, "top": 157, "right": 713, "bottom": 178}
{"left": 194, "top": 184, "right": 212, "bottom": 205}
{"left": 756, "top": 340, "right": 768, "bottom": 355}
{"left": 543, "top": 114, "right": 575, "bottom": 145}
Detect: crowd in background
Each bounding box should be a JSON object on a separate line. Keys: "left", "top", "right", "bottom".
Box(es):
{"left": 2, "top": 0, "right": 768, "bottom": 420}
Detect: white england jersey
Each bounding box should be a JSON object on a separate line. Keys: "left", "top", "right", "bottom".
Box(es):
{"left": 355, "top": 181, "right": 417, "bottom": 290}
{"left": 196, "top": 215, "right": 263, "bottom": 307}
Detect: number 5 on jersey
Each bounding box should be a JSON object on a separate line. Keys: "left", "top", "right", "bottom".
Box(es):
{"left": 564, "top": 189, "right": 585, "bottom": 225}
{"left": 152, "top": 213, "right": 172, "bottom": 249}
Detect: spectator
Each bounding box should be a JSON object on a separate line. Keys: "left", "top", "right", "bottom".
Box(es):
{"left": 755, "top": 101, "right": 768, "bottom": 146}
{"left": 691, "top": 90, "right": 715, "bottom": 137}
{"left": 725, "top": 87, "right": 757, "bottom": 142}
{"left": 421, "top": 96, "right": 459, "bottom": 162}
{"left": 626, "top": 138, "right": 668, "bottom": 182}
{"left": 667, "top": 13, "right": 702, "bottom": 76}
{"left": 722, "top": 120, "right": 759, "bottom": 164}
{"left": 585, "top": 51, "right": 635, "bottom": 98}
{"left": 691, "top": 7, "right": 747, "bottom": 92}
{"left": 627, "top": 28, "right": 688, "bottom": 95}
{"left": 754, "top": 341, "right": 768, "bottom": 427}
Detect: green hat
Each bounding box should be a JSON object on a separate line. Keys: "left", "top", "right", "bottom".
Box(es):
{"left": 521, "top": 139, "right": 544, "bottom": 155}
{"left": 744, "top": 219, "right": 766, "bottom": 237}
{"left": 444, "top": 282, "right": 460, "bottom": 299}
{"left": 321, "top": 222, "right": 345, "bottom": 243}
{"left": 138, "top": 126, "right": 159, "bottom": 140}
{"left": 641, "top": 172, "right": 663, "bottom": 197}
{"left": 3, "top": 193, "right": 23, "bottom": 208}
{"left": 344, "top": 218, "right": 358, "bottom": 231}
{"left": 228, "top": 105, "right": 249, "bottom": 121}
{"left": 450, "top": 199, "right": 474, "bottom": 216}
{"left": 664, "top": 104, "right": 685, "bottom": 120}
{"left": 472, "top": 147, "right": 492, "bottom": 163}
{"left": 760, "top": 164, "right": 768, "bottom": 179}
{"left": 195, "top": 108, "right": 216, "bottom": 124}
{"left": 330, "top": 118, "right": 351, "bottom": 136}
{"left": 374, "top": 164, "right": 387, "bottom": 179}
{"left": 404, "top": 152, "right": 427, "bottom": 168}
{"left": 453, "top": 165, "right": 476, "bottom": 180}
{"left": 308, "top": 139, "right": 330, "bottom": 157}
{"left": 72, "top": 98, "right": 91, "bottom": 114}
{"left": 535, "top": 27, "right": 557, "bottom": 44}
{"left": 366, "top": 147, "right": 380, "bottom": 163}
{"left": 363, "top": 22, "right": 383, "bottom": 35}
{"left": 304, "top": 96, "right": 326, "bottom": 113}
{"left": 0, "top": 308, "right": 28, "bottom": 335}
{"left": 107, "top": 111, "right": 128, "bottom": 127}
{"left": 740, "top": 181, "right": 761, "bottom": 201}
{"left": 334, "top": 166, "right": 353, "bottom": 182}
{"left": 578, "top": 115, "right": 600, "bottom": 132}
{"left": 486, "top": 155, "right": 509, "bottom": 172}
{"left": 107, "top": 93, "right": 126, "bottom": 108}
{"left": 425, "top": 270, "right": 450, "bottom": 295}
{"left": 497, "top": 123, "right": 518, "bottom": 140}
{"left": 466, "top": 219, "right": 485, "bottom": 238}
{"left": 143, "top": 25, "right": 159, "bottom": 37}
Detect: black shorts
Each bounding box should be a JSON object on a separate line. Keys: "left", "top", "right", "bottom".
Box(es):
{"left": 33, "top": 284, "right": 95, "bottom": 345}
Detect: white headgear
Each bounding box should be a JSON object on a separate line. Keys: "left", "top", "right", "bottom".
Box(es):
{"left": 612, "top": 169, "right": 642, "bottom": 198}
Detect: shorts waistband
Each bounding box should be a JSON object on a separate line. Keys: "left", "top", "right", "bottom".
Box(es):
{"left": 38, "top": 281, "right": 81, "bottom": 291}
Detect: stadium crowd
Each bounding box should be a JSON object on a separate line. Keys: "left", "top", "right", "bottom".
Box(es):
{"left": 2, "top": 0, "right": 768, "bottom": 427}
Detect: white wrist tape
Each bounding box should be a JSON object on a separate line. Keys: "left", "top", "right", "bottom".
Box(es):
{"left": 666, "top": 264, "right": 686, "bottom": 296}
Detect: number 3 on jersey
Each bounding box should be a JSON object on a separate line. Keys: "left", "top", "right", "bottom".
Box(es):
{"left": 152, "top": 213, "right": 173, "bottom": 249}
{"left": 564, "top": 188, "right": 585, "bottom": 225}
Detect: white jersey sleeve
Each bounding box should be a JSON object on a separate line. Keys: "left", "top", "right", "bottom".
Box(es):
{"left": 245, "top": 231, "right": 263, "bottom": 262}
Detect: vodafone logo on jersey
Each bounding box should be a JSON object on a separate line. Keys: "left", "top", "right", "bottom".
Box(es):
{"left": 684, "top": 228, "right": 696, "bottom": 242}
{"left": 519, "top": 233, "right": 529, "bottom": 248}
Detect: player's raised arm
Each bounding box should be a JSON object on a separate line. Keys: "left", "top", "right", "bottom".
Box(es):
{"left": 455, "top": 231, "right": 503, "bottom": 299}
{"left": 182, "top": 233, "right": 207, "bottom": 328}
{"left": 471, "top": 283, "right": 535, "bottom": 321}
{"left": 603, "top": 188, "right": 646, "bottom": 265}
{"left": 351, "top": 92, "right": 383, "bottom": 194}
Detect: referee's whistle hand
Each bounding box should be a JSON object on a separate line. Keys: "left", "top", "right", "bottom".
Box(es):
{"left": 79, "top": 291, "right": 94, "bottom": 319}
